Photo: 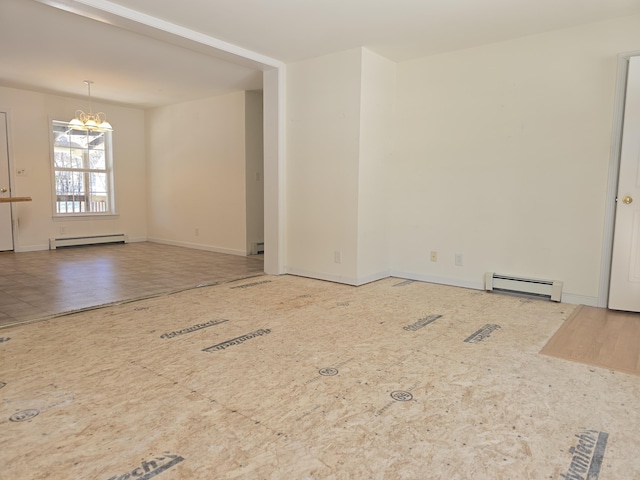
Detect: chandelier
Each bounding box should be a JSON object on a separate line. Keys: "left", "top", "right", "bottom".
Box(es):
{"left": 69, "top": 80, "right": 113, "bottom": 132}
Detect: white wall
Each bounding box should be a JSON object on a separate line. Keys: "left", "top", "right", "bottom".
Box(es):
{"left": 286, "top": 48, "right": 362, "bottom": 283}
{"left": 4, "top": 14, "right": 638, "bottom": 305}
{"left": 245, "top": 91, "right": 264, "bottom": 254}
{"left": 0, "top": 85, "right": 263, "bottom": 257}
{"left": 146, "top": 90, "right": 262, "bottom": 256}
{"left": 0, "top": 85, "right": 146, "bottom": 251}
{"left": 391, "top": 14, "right": 640, "bottom": 305}
{"left": 285, "top": 47, "right": 396, "bottom": 285}
{"left": 357, "top": 49, "right": 396, "bottom": 283}
{"left": 263, "top": 68, "right": 285, "bottom": 274}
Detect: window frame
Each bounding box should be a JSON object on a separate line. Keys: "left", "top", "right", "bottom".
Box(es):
{"left": 50, "top": 119, "right": 116, "bottom": 217}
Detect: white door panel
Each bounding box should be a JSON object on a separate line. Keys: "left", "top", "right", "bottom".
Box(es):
{"left": 609, "top": 56, "right": 640, "bottom": 312}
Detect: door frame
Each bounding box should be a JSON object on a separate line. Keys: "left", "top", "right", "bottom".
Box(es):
{"left": 0, "top": 109, "right": 16, "bottom": 252}
{"left": 599, "top": 50, "right": 640, "bottom": 307}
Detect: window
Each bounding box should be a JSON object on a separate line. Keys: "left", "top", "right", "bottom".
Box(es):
{"left": 51, "top": 120, "right": 114, "bottom": 215}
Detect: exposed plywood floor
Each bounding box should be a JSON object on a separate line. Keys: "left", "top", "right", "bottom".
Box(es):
{"left": 541, "top": 305, "right": 640, "bottom": 376}
{"left": 2, "top": 275, "right": 639, "bottom": 479}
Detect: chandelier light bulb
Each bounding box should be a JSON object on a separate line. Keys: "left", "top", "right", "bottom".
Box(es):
{"left": 69, "top": 80, "right": 113, "bottom": 132}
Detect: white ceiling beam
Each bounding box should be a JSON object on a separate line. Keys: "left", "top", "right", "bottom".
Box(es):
{"left": 33, "top": 0, "right": 284, "bottom": 71}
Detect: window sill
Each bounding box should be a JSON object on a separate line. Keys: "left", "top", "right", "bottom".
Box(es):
{"left": 52, "top": 213, "right": 119, "bottom": 220}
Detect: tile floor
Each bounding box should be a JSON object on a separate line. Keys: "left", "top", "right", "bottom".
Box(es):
{"left": 0, "top": 242, "right": 264, "bottom": 328}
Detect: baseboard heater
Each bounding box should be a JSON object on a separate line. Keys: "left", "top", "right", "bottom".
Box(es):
{"left": 251, "top": 242, "right": 264, "bottom": 255}
{"left": 49, "top": 234, "right": 128, "bottom": 249}
{"left": 484, "top": 272, "right": 562, "bottom": 302}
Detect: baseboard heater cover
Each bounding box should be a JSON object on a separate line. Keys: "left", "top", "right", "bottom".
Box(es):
{"left": 49, "top": 234, "right": 128, "bottom": 249}
{"left": 484, "top": 272, "right": 562, "bottom": 302}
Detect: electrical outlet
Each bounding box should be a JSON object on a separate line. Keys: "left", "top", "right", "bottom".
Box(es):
{"left": 430, "top": 251, "right": 437, "bottom": 262}
{"left": 455, "top": 253, "right": 464, "bottom": 266}
{"left": 334, "top": 251, "right": 342, "bottom": 264}
{"left": 195, "top": 228, "right": 199, "bottom": 236}
{"left": 59, "top": 226, "right": 66, "bottom": 234}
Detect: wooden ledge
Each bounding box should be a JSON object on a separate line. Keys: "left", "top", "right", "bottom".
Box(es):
{"left": 0, "top": 197, "right": 32, "bottom": 203}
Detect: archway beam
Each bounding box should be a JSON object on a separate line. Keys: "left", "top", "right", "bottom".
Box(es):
{"left": 34, "top": 0, "right": 286, "bottom": 275}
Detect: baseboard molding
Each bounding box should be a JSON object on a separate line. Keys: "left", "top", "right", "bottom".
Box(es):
{"left": 147, "top": 237, "right": 247, "bottom": 257}
{"left": 284, "top": 268, "right": 392, "bottom": 287}
{"left": 354, "top": 270, "right": 392, "bottom": 286}
{"left": 16, "top": 238, "right": 147, "bottom": 252}
{"left": 559, "top": 293, "right": 599, "bottom": 307}
{"left": 127, "top": 236, "right": 148, "bottom": 243}
{"left": 285, "top": 267, "right": 360, "bottom": 286}
{"left": 390, "top": 270, "right": 485, "bottom": 291}
{"left": 286, "top": 268, "right": 502, "bottom": 290}
{"left": 14, "top": 244, "right": 49, "bottom": 252}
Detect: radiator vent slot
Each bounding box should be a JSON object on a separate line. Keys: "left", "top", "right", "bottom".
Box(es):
{"left": 484, "top": 272, "right": 562, "bottom": 302}
{"left": 49, "top": 234, "right": 128, "bottom": 249}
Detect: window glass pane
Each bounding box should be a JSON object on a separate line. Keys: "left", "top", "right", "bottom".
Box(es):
{"left": 55, "top": 171, "right": 86, "bottom": 213}
{"left": 52, "top": 124, "right": 70, "bottom": 145}
{"left": 52, "top": 120, "right": 113, "bottom": 215}
{"left": 69, "top": 149, "right": 86, "bottom": 168}
{"left": 53, "top": 149, "right": 71, "bottom": 168}
{"left": 53, "top": 134, "right": 68, "bottom": 148}
{"left": 56, "top": 170, "right": 85, "bottom": 197}
{"left": 69, "top": 131, "right": 88, "bottom": 148}
{"left": 88, "top": 134, "right": 105, "bottom": 149}
{"left": 89, "top": 149, "right": 106, "bottom": 170}
{"left": 88, "top": 172, "right": 108, "bottom": 212}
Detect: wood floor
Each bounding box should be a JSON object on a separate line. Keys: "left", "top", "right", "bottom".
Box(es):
{"left": 541, "top": 305, "right": 640, "bottom": 376}
{"left": 0, "top": 242, "right": 264, "bottom": 328}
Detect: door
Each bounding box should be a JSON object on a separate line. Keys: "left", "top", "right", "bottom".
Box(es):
{"left": 609, "top": 56, "right": 640, "bottom": 312}
{"left": 0, "top": 112, "right": 13, "bottom": 251}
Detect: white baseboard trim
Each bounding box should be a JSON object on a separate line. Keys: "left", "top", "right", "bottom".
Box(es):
{"left": 285, "top": 267, "right": 360, "bottom": 286}
{"left": 14, "top": 244, "right": 49, "bottom": 252}
{"left": 147, "top": 237, "right": 247, "bottom": 256}
{"left": 286, "top": 268, "right": 490, "bottom": 290}
{"left": 354, "top": 270, "right": 392, "bottom": 286}
{"left": 390, "top": 270, "right": 485, "bottom": 291}
{"left": 15, "top": 238, "right": 147, "bottom": 252}
{"left": 127, "top": 236, "right": 148, "bottom": 243}
{"left": 284, "top": 268, "right": 392, "bottom": 287}
{"left": 560, "top": 293, "right": 598, "bottom": 307}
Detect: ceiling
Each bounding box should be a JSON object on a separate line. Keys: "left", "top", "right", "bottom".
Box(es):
{"left": 1, "top": 0, "right": 640, "bottom": 108}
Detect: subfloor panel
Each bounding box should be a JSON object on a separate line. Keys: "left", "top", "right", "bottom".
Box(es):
{"left": 1, "top": 275, "right": 639, "bottom": 479}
